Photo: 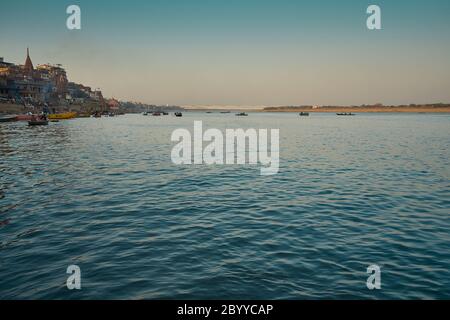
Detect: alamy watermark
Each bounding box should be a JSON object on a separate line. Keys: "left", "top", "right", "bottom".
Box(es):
{"left": 66, "top": 265, "right": 81, "bottom": 290}
{"left": 66, "top": 5, "right": 81, "bottom": 30}
{"left": 367, "top": 5, "right": 382, "bottom": 30}
{"left": 366, "top": 264, "right": 382, "bottom": 290}
{"left": 66, "top": 5, "right": 381, "bottom": 31}
{"left": 171, "top": 121, "right": 279, "bottom": 175}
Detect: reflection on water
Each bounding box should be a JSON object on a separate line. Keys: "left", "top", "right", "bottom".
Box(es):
{"left": 0, "top": 113, "right": 449, "bottom": 299}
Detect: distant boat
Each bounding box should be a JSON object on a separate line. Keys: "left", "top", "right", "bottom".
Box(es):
{"left": 336, "top": 113, "right": 355, "bottom": 116}
{"left": 28, "top": 120, "right": 48, "bottom": 126}
{"left": 152, "top": 112, "right": 161, "bottom": 116}
{"left": 162, "top": 112, "right": 169, "bottom": 115}
{"left": 28, "top": 117, "right": 49, "bottom": 126}
{"left": 299, "top": 112, "right": 310, "bottom": 116}
{"left": 175, "top": 112, "right": 183, "bottom": 117}
{"left": 220, "top": 111, "right": 231, "bottom": 114}
{"left": 236, "top": 112, "right": 248, "bottom": 116}
{"left": 0, "top": 115, "right": 17, "bottom": 123}
{"left": 206, "top": 111, "right": 213, "bottom": 114}
{"left": 48, "top": 112, "right": 77, "bottom": 120}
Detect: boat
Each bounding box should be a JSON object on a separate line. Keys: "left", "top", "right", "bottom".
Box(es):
{"left": 236, "top": 112, "right": 248, "bottom": 116}
{"left": 48, "top": 112, "right": 77, "bottom": 120}
{"left": 336, "top": 113, "right": 355, "bottom": 116}
{"left": 175, "top": 112, "right": 183, "bottom": 117}
{"left": 28, "top": 120, "right": 48, "bottom": 126}
{"left": 299, "top": 112, "right": 310, "bottom": 116}
{"left": 152, "top": 112, "right": 161, "bottom": 116}
{"left": 0, "top": 115, "right": 17, "bottom": 123}
{"left": 162, "top": 112, "right": 169, "bottom": 116}
{"left": 220, "top": 111, "right": 231, "bottom": 114}
{"left": 28, "top": 117, "right": 49, "bottom": 126}
{"left": 49, "top": 120, "right": 60, "bottom": 123}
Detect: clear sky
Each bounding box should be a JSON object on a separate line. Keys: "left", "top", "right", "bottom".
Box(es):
{"left": 1, "top": 0, "right": 450, "bottom": 106}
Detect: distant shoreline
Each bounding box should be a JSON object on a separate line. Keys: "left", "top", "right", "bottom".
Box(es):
{"left": 3, "top": 103, "right": 450, "bottom": 114}
{"left": 263, "top": 108, "right": 450, "bottom": 113}
{"left": 263, "top": 105, "right": 450, "bottom": 113}
{"left": 189, "top": 106, "right": 450, "bottom": 113}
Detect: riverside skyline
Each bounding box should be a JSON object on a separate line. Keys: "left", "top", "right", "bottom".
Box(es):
{"left": 1, "top": 0, "right": 450, "bottom": 106}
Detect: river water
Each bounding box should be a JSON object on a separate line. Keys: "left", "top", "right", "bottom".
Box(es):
{"left": 0, "top": 112, "right": 449, "bottom": 299}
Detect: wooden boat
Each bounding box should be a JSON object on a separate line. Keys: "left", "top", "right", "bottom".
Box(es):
{"left": 0, "top": 115, "right": 17, "bottom": 123}
{"left": 299, "top": 112, "right": 310, "bottom": 116}
{"left": 236, "top": 112, "right": 248, "bottom": 116}
{"left": 336, "top": 113, "right": 355, "bottom": 116}
{"left": 48, "top": 112, "right": 77, "bottom": 120}
{"left": 175, "top": 112, "right": 183, "bottom": 117}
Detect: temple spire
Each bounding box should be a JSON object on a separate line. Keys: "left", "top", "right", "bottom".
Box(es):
{"left": 24, "top": 47, "right": 34, "bottom": 74}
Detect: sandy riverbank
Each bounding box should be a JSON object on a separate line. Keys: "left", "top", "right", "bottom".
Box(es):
{"left": 263, "top": 106, "right": 450, "bottom": 113}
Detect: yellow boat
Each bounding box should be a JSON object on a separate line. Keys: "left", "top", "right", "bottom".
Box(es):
{"left": 48, "top": 112, "right": 77, "bottom": 120}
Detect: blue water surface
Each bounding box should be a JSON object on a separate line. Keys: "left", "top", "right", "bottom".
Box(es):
{"left": 0, "top": 112, "right": 449, "bottom": 299}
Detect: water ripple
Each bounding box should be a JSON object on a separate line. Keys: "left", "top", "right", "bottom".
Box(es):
{"left": 0, "top": 113, "right": 449, "bottom": 299}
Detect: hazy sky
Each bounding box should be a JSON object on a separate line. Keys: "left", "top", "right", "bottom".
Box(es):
{"left": 1, "top": 0, "right": 450, "bottom": 106}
